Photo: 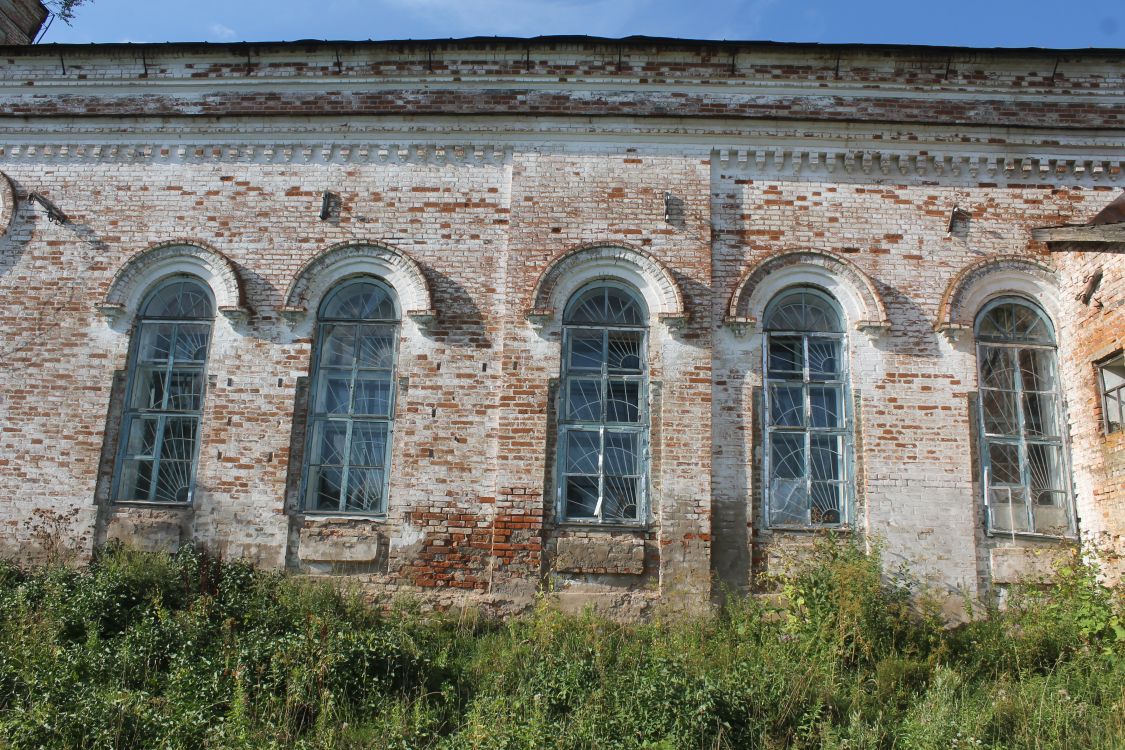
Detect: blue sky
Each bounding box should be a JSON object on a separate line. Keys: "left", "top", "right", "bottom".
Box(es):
{"left": 40, "top": 0, "right": 1122, "bottom": 48}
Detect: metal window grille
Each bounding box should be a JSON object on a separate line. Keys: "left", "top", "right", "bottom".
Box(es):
{"left": 762, "top": 288, "right": 852, "bottom": 528}
{"left": 302, "top": 278, "right": 400, "bottom": 514}
{"left": 113, "top": 278, "right": 214, "bottom": 504}
{"left": 557, "top": 284, "right": 649, "bottom": 523}
{"left": 975, "top": 298, "right": 1074, "bottom": 537}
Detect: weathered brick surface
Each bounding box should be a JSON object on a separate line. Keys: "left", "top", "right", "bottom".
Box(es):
{"left": 0, "top": 38, "right": 1121, "bottom": 614}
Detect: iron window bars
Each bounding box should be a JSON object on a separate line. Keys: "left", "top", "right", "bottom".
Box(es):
{"left": 302, "top": 278, "right": 400, "bottom": 514}
{"left": 557, "top": 284, "right": 649, "bottom": 524}
{"left": 113, "top": 277, "right": 213, "bottom": 504}
{"left": 975, "top": 298, "right": 1074, "bottom": 537}
{"left": 762, "top": 288, "right": 852, "bottom": 528}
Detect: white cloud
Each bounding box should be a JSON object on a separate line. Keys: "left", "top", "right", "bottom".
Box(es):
{"left": 208, "top": 23, "right": 238, "bottom": 41}
{"left": 381, "top": 0, "right": 643, "bottom": 37}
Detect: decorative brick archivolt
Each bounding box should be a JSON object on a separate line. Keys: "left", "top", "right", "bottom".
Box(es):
{"left": 99, "top": 240, "right": 248, "bottom": 324}
{"left": 282, "top": 241, "right": 435, "bottom": 328}
{"left": 726, "top": 249, "right": 890, "bottom": 335}
{"left": 527, "top": 243, "right": 687, "bottom": 331}
{"left": 0, "top": 171, "right": 14, "bottom": 238}
{"left": 935, "top": 255, "right": 1060, "bottom": 341}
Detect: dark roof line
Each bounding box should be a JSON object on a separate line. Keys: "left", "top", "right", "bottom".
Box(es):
{"left": 4, "top": 34, "right": 1124, "bottom": 56}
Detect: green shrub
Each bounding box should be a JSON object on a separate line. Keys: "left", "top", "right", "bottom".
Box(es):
{"left": 0, "top": 540, "right": 1120, "bottom": 749}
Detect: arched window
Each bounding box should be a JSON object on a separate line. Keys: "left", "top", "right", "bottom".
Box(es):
{"left": 114, "top": 277, "right": 214, "bottom": 503}
{"left": 976, "top": 298, "right": 1073, "bottom": 536}
{"left": 303, "top": 278, "right": 400, "bottom": 514}
{"left": 557, "top": 284, "right": 648, "bottom": 523}
{"left": 763, "top": 288, "right": 851, "bottom": 527}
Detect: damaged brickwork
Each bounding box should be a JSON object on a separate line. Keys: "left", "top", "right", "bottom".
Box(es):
{"left": 0, "top": 37, "right": 1122, "bottom": 617}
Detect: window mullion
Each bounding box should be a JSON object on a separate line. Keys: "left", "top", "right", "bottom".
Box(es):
{"left": 149, "top": 414, "right": 166, "bottom": 502}
{"left": 161, "top": 323, "right": 179, "bottom": 411}
{"left": 339, "top": 419, "right": 353, "bottom": 513}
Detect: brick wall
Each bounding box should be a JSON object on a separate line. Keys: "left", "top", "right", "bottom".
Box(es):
{"left": 0, "top": 38, "right": 1122, "bottom": 615}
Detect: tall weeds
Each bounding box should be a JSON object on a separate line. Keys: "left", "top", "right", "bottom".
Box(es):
{"left": 0, "top": 538, "right": 1120, "bottom": 749}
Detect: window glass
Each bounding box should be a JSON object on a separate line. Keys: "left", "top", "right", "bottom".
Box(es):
{"left": 304, "top": 279, "right": 399, "bottom": 514}
{"left": 976, "top": 299, "right": 1073, "bottom": 536}
{"left": 1099, "top": 354, "right": 1125, "bottom": 435}
{"left": 763, "top": 288, "right": 850, "bottom": 527}
{"left": 114, "top": 278, "right": 213, "bottom": 503}
{"left": 558, "top": 284, "right": 648, "bottom": 523}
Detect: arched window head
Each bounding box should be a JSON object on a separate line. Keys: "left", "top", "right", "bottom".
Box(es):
{"left": 558, "top": 283, "right": 649, "bottom": 524}
{"left": 303, "top": 278, "right": 400, "bottom": 515}
{"left": 564, "top": 284, "right": 648, "bottom": 327}
{"left": 764, "top": 289, "right": 844, "bottom": 334}
{"left": 113, "top": 276, "right": 214, "bottom": 504}
{"left": 975, "top": 298, "right": 1073, "bottom": 537}
{"left": 763, "top": 287, "right": 852, "bottom": 527}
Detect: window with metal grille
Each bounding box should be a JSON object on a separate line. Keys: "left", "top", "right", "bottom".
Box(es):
{"left": 114, "top": 277, "right": 214, "bottom": 504}
{"left": 763, "top": 288, "right": 851, "bottom": 527}
{"left": 1098, "top": 353, "right": 1125, "bottom": 435}
{"left": 976, "top": 298, "right": 1073, "bottom": 536}
{"left": 557, "top": 284, "right": 648, "bottom": 523}
{"left": 303, "top": 278, "right": 399, "bottom": 514}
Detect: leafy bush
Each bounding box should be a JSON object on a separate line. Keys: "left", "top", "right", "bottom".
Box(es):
{"left": 0, "top": 538, "right": 1121, "bottom": 749}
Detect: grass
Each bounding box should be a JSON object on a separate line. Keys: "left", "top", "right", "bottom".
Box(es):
{"left": 0, "top": 538, "right": 1121, "bottom": 749}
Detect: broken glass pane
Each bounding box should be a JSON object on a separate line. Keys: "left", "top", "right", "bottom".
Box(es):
{"left": 1018, "top": 349, "right": 1055, "bottom": 392}
{"left": 770, "top": 478, "right": 808, "bottom": 525}
{"left": 565, "top": 476, "right": 599, "bottom": 518}
{"left": 988, "top": 442, "right": 1022, "bottom": 486}
{"left": 981, "top": 388, "right": 1019, "bottom": 436}
{"left": 125, "top": 416, "right": 159, "bottom": 457}
{"left": 810, "top": 482, "right": 841, "bottom": 524}
{"left": 989, "top": 486, "right": 1030, "bottom": 533}
{"left": 1022, "top": 392, "right": 1058, "bottom": 438}
{"left": 310, "top": 466, "right": 343, "bottom": 511}
{"left": 119, "top": 459, "right": 154, "bottom": 501}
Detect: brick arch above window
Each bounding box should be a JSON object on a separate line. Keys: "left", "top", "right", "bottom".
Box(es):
{"left": 281, "top": 241, "right": 435, "bottom": 331}
{"left": 935, "top": 255, "right": 1059, "bottom": 342}
{"left": 527, "top": 242, "right": 687, "bottom": 332}
{"left": 726, "top": 249, "right": 890, "bottom": 336}
{"left": 99, "top": 240, "right": 248, "bottom": 326}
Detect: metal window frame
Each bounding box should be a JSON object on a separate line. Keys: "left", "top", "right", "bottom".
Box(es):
{"left": 761, "top": 288, "right": 853, "bottom": 530}
{"left": 112, "top": 276, "right": 214, "bottom": 506}
{"left": 975, "top": 297, "right": 1076, "bottom": 539}
{"left": 301, "top": 277, "right": 400, "bottom": 516}
{"left": 556, "top": 283, "right": 650, "bottom": 526}
{"left": 1096, "top": 352, "right": 1125, "bottom": 436}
